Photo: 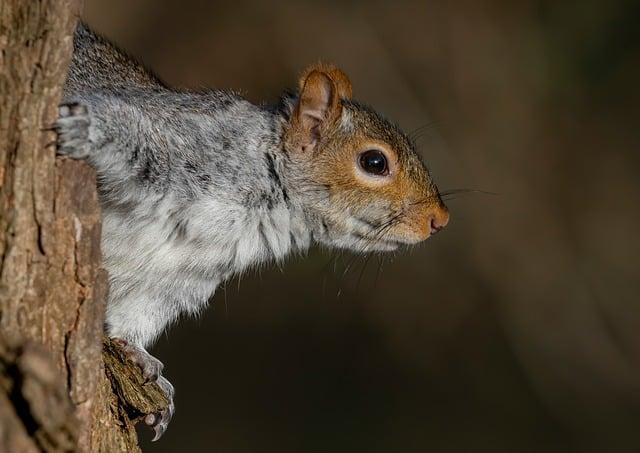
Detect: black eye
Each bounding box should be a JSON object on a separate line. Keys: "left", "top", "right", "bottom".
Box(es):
{"left": 359, "top": 149, "right": 389, "bottom": 176}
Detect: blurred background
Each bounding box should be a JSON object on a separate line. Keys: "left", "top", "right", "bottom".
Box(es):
{"left": 83, "top": 1, "right": 640, "bottom": 452}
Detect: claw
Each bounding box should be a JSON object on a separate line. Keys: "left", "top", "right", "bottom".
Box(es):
{"left": 147, "top": 375, "right": 175, "bottom": 441}
{"left": 112, "top": 338, "right": 175, "bottom": 440}
{"left": 152, "top": 425, "right": 165, "bottom": 442}
{"left": 151, "top": 418, "right": 167, "bottom": 442}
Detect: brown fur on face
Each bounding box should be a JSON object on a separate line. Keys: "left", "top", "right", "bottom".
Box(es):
{"left": 284, "top": 63, "right": 448, "bottom": 251}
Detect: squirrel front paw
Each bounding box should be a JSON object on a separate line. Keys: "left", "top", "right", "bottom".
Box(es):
{"left": 56, "top": 102, "right": 92, "bottom": 159}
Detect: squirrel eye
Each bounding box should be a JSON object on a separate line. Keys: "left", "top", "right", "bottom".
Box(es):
{"left": 359, "top": 149, "right": 389, "bottom": 176}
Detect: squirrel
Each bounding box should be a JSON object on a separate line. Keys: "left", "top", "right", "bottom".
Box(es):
{"left": 56, "top": 23, "right": 450, "bottom": 440}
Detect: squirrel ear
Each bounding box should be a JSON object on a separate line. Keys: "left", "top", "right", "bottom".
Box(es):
{"left": 290, "top": 63, "right": 352, "bottom": 151}
{"left": 298, "top": 63, "right": 352, "bottom": 100}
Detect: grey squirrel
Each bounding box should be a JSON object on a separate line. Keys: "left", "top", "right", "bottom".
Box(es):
{"left": 57, "top": 23, "right": 450, "bottom": 440}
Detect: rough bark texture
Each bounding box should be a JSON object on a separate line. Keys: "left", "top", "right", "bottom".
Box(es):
{"left": 0, "top": 1, "right": 167, "bottom": 451}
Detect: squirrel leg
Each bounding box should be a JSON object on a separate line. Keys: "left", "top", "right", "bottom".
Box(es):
{"left": 56, "top": 96, "right": 182, "bottom": 195}
{"left": 113, "top": 338, "right": 175, "bottom": 441}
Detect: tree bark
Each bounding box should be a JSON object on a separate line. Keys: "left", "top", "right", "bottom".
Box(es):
{"left": 0, "top": 1, "right": 167, "bottom": 451}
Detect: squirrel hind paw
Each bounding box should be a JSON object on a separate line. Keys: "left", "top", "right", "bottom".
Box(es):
{"left": 113, "top": 338, "right": 175, "bottom": 441}
{"left": 56, "top": 102, "right": 91, "bottom": 159}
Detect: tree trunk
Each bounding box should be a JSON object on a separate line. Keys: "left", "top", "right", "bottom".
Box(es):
{"left": 0, "top": 1, "right": 167, "bottom": 451}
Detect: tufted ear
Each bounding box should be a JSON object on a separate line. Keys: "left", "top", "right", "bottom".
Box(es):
{"left": 289, "top": 63, "right": 352, "bottom": 152}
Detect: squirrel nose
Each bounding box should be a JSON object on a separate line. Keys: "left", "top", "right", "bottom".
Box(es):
{"left": 428, "top": 205, "right": 449, "bottom": 235}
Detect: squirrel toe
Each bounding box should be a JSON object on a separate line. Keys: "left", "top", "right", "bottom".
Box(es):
{"left": 56, "top": 102, "right": 91, "bottom": 159}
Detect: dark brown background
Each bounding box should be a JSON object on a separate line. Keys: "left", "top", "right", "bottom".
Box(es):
{"left": 83, "top": 1, "right": 640, "bottom": 452}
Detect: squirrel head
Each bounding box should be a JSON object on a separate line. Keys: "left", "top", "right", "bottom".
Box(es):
{"left": 282, "top": 63, "right": 449, "bottom": 252}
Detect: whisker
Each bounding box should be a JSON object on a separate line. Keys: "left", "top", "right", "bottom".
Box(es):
{"left": 439, "top": 188, "right": 498, "bottom": 197}
{"left": 340, "top": 253, "right": 360, "bottom": 280}
{"left": 408, "top": 122, "right": 439, "bottom": 141}
{"left": 324, "top": 208, "right": 407, "bottom": 296}
{"left": 356, "top": 252, "right": 373, "bottom": 292}
{"left": 374, "top": 255, "right": 385, "bottom": 288}
{"left": 351, "top": 211, "right": 404, "bottom": 256}
{"left": 406, "top": 188, "right": 498, "bottom": 205}
{"left": 321, "top": 252, "right": 339, "bottom": 297}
